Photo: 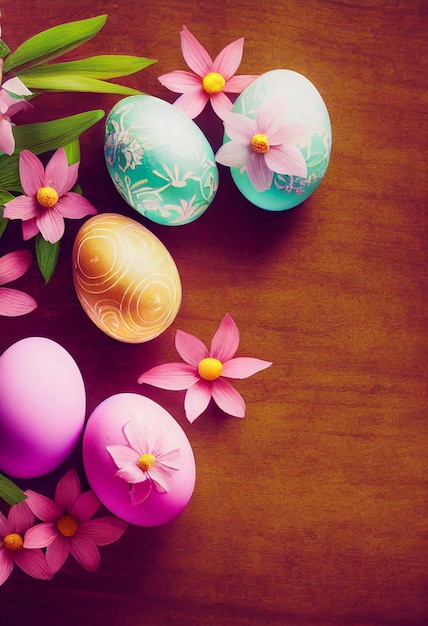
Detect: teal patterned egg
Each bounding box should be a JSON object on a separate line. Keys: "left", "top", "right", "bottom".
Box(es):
{"left": 224, "top": 69, "right": 332, "bottom": 211}
{"left": 105, "top": 95, "right": 219, "bottom": 225}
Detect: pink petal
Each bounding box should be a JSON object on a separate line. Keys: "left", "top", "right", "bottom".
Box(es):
{"left": 14, "top": 549, "right": 52, "bottom": 579}
{"left": 0, "top": 249, "right": 32, "bottom": 284}
{"left": 268, "top": 121, "right": 308, "bottom": 147}
{"left": 221, "top": 357, "right": 272, "bottom": 379}
{"left": 210, "top": 91, "right": 234, "bottom": 120}
{"left": 0, "top": 118, "right": 15, "bottom": 155}
{"left": 210, "top": 313, "right": 239, "bottom": 361}
{"left": 24, "top": 490, "right": 60, "bottom": 522}
{"left": 36, "top": 209, "right": 65, "bottom": 244}
{"left": 215, "top": 140, "right": 251, "bottom": 168}
{"left": 9, "top": 501, "right": 35, "bottom": 534}
{"left": 138, "top": 362, "right": 199, "bottom": 390}
{"left": 55, "top": 469, "right": 81, "bottom": 513}
{"left": 106, "top": 444, "right": 139, "bottom": 469}
{"left": 78, "top": 517, "right": 127, "bottom": 546}
{"left": 22, "top": 218, "right": 39, "bottom": 240}
{"left": 69, "top": 535, "right": 100, "bottom": 571}
{"left": 54, "top": 193, "right": 97, "bottom": 218}
{"left": 65, "top": 162, "right": 79, "bottom": 191}
{"left": 255, "top": 97, "right": 286, "bottom": 137}
{"left": 223, "top": 111, "right": 256, "bottom": 143}
{"left": 158, "top": 70, "right": 202, "bottom": 93}
{"left": 246, "top": 153, "right": 274, "bottom": 192}
{"left": 115, "top": 463, "right": 145, "bottom": 484}
{"left": 46, "top": 535, "right": 69, "bottom": 574}
{"left": 173, "top": 90, "right": 209, "bottom": 119}
{"left": 148, "top": 468, "right": 169, "bottom": 493}
{"left": 155, "top": 448, "right": 183, "bottom": 470}
{"left": 0, "top": 511, "right": 10, "bottom": 536}
{"left": 70, "top": 490, "right": 100, "bottom": 524}
{"left": 5, "top": 99, "right": 31, "bottom": 118}
{"left": 264, "top": 145, "right": 308, "bottom": 179}
{"left": 0, "top": 551, "right": 14, "bottom": 586}
{"left": 2, "top": 77, "right": 32, "bottom": 97}
{"left": 44, "top": 147, "right": 69, "bottom": 193}
{"left": 175, "top": 328, "right": 209, "bottom": 366}
{"left": 180, "top": 25, "right": 213, "bottom": 77}
{"left": 130, "top": 480, "right": 152, "bottom": 506}
{"left": 211, "top": 378, "right": 246, "bottom": 418}
{"left": 3, "top": 195, "right": 38, "bottom": 220}
{"left": 224, "top": 74, "right": 258, "bottom": 93}
{"left": 0, "top": 287, "right": 37, "bottom": 316}
{"left": 184, "top": 380, "right": 212, "bottom": 423}
{"left": 23, "top": 522, "right": 57, "bottom": 548}
{"left": 19, "top": 150, "right": 44, "bottom": 196}
{"left": 213, "top": 37, "right": 244, "bottom": 80}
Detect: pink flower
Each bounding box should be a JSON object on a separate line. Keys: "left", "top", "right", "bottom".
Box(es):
{"left": 24, "top": 469, "right": 127, "bottom": 574}
{"left": 0, "top": 500, "right": 52, "bottom": 585}
{"left": 215, "top": 97, "right": 308, "bottom": 192}
{"left": 3, "top": 147, "right": 97, "bottom": 243}
{"left": 0, "top": 249, "right": 37, "bottom": 317}
{"left": 158, "top": 25, "right": 258, "bottom": 120}
{"left": 107, "top": 417, "right": 183, "bottom": 506}
{"left": 0, "top": 77, "right": 32, "bottom": 155}
{"left": 138, "top": 313, "right": 272, "bottom": 423}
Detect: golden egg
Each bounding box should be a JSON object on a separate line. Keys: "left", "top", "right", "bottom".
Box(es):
{"left": 72, "top": 213, "right": 182, "bottom": 343}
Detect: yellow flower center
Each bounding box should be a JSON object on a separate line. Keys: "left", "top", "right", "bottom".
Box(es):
{"left": 137, "top": 453, "right": 156, "bottom": 472}
{"left": 3, "top": 532, "right": 24, "bottom": 551}
{"left": 36, "top": 186, "right": 59, "bottom": 208}
{"left": 56, "top": 515, "right": 78, "bottom": 537}
{"left": 250, "top": 133, "right": 270, "bottom": 154}
{"left": 202, "top": 72, "right": 226, "bottom": 94}
{"left": 198, "top": 357, "right": 223, "bottom": 381}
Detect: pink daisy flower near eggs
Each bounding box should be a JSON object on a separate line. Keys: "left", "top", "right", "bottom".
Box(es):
{"left": 3, "top": 147, "right": 97, "bottom": 244}
{"left": 138, "top": 313, "right": 272, "bottom": 423}
{"left": 24, "top": 469, "right": 127, "bottom": 573}
{"left": 106, "top": 417, "right": 183, "bottom": 506}
{"left": 215, "top": 97, "right": 308, "bottom": 192}
{"left": 0, "top": 500, "right": 52, "bottom": 586}
{"left": 0, "top": 249, "right": 37, "bottom": 317}
{"left": 158, "top": 25, "right": 258, "bottom": 120}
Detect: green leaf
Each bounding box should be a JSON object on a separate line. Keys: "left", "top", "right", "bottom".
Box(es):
{"left": 17, "top": 73, "right": 144, "bottom": 95}
{"left": 0, "top": 473, "right": 27, "bottom": 505}
{"left": 0, "top": 110, "right": 104, "bottom": 191}
{"left": 3, "top": 15, "right": 107, "bottom": 73}
{"left": 0, "top": 39, "right": 11, "bottom": 58}
{"left": 63, "top": 139, "right": 80, "bottom": 165}
{"left": 17, "top": 55, "right": 157, "bottom": 80}
{"left": 35, "top": 234, "right": 60, "bottom": 283}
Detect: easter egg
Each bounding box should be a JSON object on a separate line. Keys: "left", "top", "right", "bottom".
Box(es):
{"left": 104, "top": 95, "right": 219, "bottom": 225}
{"left": 82, "top": 393, "right": 196, "bottom": 526}
{"left": 0, "top": 337, "right": 86, "bottom": 479}
{"left": 72, "top": 213, "right": 182, "bottom": 343}
{"left": 224, "top": 69, "right": 332, "bottom": 210}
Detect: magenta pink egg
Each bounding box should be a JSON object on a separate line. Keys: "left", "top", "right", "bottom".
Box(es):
{"left": 82, "top": 393, "right": 196, "bottom": 526}
{"left": 0, "top": 337, "right": 86, "bottom": 478}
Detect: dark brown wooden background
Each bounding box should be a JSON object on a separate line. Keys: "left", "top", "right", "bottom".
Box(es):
{"left": 0, "top": 1, "right": 426, "bottom": 624}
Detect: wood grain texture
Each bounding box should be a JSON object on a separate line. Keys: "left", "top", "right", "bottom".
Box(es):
{"left": 0, "top": 1, "right": 426, "bottom": 624}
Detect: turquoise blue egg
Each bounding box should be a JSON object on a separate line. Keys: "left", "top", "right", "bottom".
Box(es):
{"left": 225, "top": 69, "right": 332, "bottom": 211}
{"left": 105, "top": 95, "right": 219, "bottom": 225}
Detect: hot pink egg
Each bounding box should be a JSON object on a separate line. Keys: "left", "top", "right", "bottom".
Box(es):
{"left": 0, "top": 337, "right": 86, "bottom": 479}
{"left": 82, "top": 393, "right": 196, "bottom": 526}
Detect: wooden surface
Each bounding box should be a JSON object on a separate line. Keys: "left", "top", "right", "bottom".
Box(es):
{"left": 0, "top": 1, "right": 426, "bottom": 624}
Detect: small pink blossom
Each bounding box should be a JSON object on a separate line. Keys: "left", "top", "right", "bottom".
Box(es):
{"left": 0, "top": 77, "right": 32, "bottom": 155}
{"left": 3, "top": 147, "right": 97, "bottom": 244}
{"left": 0, "top": 249, "right": 37, "bottom": 317}
{"left": 158, "top": 25, "right": 258, "bottom": 120}
{"left": 0, "top": 500, "right": 52, "bottom": 586}
{"left": 138, "top": 313, "right": 272, "bottom": 423}
{"left": 215, "top": 97, "right": 308, "bottom": 192}
{"left": 106, "top": 417, "right": 183, "bottom": 506}
{"left": 24, "top": 469, "right": 127, "bottom": 574}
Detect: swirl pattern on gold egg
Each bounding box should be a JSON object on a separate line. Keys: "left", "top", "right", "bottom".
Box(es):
{"left": 72, "top": 214, "right": 182, "bottom": 343}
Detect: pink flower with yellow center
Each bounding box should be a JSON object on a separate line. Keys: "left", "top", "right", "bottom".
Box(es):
{"left": 3, "top": 147, "right": 97, "bottom": 244}
{"left": 0, "top": 249, "right": 37, "bottom": 317}
{"left": 0, "top": 500, "right": 52, "bottom": 586}
{"left": 158, "top": 25, "right": 258, "bottom": 120}
{"left": 138, "top": 313, "right": 272, "bottom": 423}
{"left": 23, "top": 469, "right": 127, "bottom": 573}
{"left": 215, "top": 97, "right": 308, "bottom": 192}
